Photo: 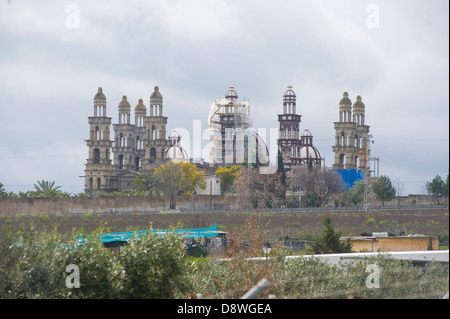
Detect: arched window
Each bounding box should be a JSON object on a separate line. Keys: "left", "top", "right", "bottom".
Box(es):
{"left": 150, "top": 148, "right": 156, "bottom": 163}
{"left": 135, "top": 157, "right": 141, "bottom": 171}
{"left": 93, "top": 148, "right": 100, "bottom": 164}
{"left": 118, "top": 155, "right": 124, "bottom": 169}
{"left": 339, "top": 154, "right": 345, "bottom": 167}
{"left": 282, "top": 146, "right": 291, "bottom": 159}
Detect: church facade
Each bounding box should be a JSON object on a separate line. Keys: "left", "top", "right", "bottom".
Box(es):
{"left": 84, "top": 86, "right": 188, "bottom": 195}
{"left": 332, "top": 92, "right": 371, "bottom": 174}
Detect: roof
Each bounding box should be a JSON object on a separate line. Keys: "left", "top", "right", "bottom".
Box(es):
{"left": 94, "top": 87, "right": 106, "bottom": 100}
{"left": 135, "top": 98, "right": 146, "bottom": 111}
{"left": 225, "top": 86, "right": 238, "bottom": 100}
{"left": 150, "top": 86, "right": 163, "bottom": 99}
{"left": 339, "top": 92, "right": 351, "bottom": 105}
{"left": 283, "top": 85, "right": 296, "bottom": 103}
{"left": 119, "top": 95, "right": 130, "bottom": 108}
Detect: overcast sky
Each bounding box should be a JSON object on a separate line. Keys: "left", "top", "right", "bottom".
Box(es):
{"left": 0, "top": 0, "right": 448, "bottom": 196}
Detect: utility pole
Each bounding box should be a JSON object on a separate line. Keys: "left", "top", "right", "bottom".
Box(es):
{"left": 363, "top": 134, "right": 374, "bottom": 213}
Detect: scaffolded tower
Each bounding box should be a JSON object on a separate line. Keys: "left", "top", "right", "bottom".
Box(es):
{"left": 208, "top": 86, "right": 269, "bottom": 166}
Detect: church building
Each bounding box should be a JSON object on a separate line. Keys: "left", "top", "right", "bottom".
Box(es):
{"left": 84, "top": 86, "right": 188, "bottom": 195}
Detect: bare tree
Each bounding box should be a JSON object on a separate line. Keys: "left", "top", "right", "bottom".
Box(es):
{"left": 231, "top": 167, "right": 286, "bottom": 210}
{"left": 290, "top": 167, "right": 345, "bottom": 207}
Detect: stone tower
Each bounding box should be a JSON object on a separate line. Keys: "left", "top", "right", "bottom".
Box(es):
{"left": 332, "top": 92, "right": 370, "bottom": 173}
{"left": 112, "top": 96, "right": 134, "bottom": 171}
{"left": 208, "top": 86, "right": 269, "bottom": 166}
{"left": 84, "top": 87, "right": 114, "bottom": 195}
{"left": 134, "top": 98, "right": 147, "bottom": 171}
{"left": 110, "top": 95, "right": 147, "bottom": 173}
{"left": 143, "top": 86, "right": 168, "bottom": 170}
{"left": 277, "top": 86, "right": 302, "bottom": 170}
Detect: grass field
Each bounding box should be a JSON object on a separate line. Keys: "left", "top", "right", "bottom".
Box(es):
{"left": 1, "top": 207, "right": 448, "bottom": 246}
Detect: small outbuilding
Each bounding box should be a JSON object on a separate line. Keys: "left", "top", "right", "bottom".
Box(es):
{"left": 341, "top": 234, "right": 439, "bottom": 252}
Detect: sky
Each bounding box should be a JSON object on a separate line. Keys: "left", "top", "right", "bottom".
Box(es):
{"left": 0, "top": 0, "right": 448, "bottom": 196}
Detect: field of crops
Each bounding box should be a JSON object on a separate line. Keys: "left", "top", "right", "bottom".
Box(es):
{"left": 1, "top": 207, "right": 448, "bottom": 246}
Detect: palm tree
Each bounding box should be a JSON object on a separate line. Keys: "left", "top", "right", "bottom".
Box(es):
{"left": 133, "top": 173, "right": 161, "bottom": 196}
{"left": 32, "top": 180, "right": 63, "bottom": 198}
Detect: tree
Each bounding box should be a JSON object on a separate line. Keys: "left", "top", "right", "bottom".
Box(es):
{"left": 290, "top": 167, "right": 345, "bottom": 207}
{"left": 0, "top": 183, "right": 17, "bottom": 198}
{"left": 231, "top": 167, "right": 286, "bottom": 209}
{"left": 31, "top": 180, "right": 64, "bottom": 198}
{"left": 341, "top": 180, "right": 365, "bottom": 206}
{"left": 0, "top": 182, "right": 5, "bottom": 197}
{"left": 426, "top": 174, "right": 447, "bottom": 204}
{"left": 154, "top": 161, "right": 206, "bottom": 209}
{"left": 310, "top": 216, "right": 352, "bottom": 254}
{"left": 277, "top": 149, "right": 287, "bottom": 187}
{"left": 371, "top": 175, "right": 396, "bottom": 206}
{"left": 133, "top": 172, "right": 161, "bottom": 196}
{"left": 445, "top": 173, "right": 449, "bottom": 197}
{"left": 214, "top": 165, "right": 241, "bottom": 194}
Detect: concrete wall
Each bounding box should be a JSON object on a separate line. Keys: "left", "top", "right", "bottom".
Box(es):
{"left": 1, "top": 193, "right": 448, "bottom": 216}
{"left": 0, "top": 195, "right": 232, "bottom": 216}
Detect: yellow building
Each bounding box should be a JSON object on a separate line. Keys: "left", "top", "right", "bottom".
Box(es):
{"left": 341, "top": 235, "right": 439, "bottom": 252}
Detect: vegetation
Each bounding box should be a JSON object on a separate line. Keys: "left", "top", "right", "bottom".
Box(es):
{"left": 341, "top": 180, "right": 365, "bottom": 206}
{"left": 131, "top": 161, "right": 206, "bottom": 209}
{"left": 133, "top": 172, "right": 161, "bottom": 196}
{"left": 372, "top": 175, "right": 396, "bottom": 206}
{"left": 0, "top": 226, "right": 191, "bottom": 299}
{"left": 290, "top": 167, "right": 345, "bottom": 207}
{"left": 0, "top": 218, "right": 447, "bottom": 299}
{"left": 1, "top": 171, "right": 448, "bottom": 209}
{"left": 154, "top": 161, "right": 206, "bottom": 209}
{"left": 308, "top": 216, "right": 352, "bottom": 254}
{"left": 214, "top": 165, "right": 241, "bottom": 194}
{"left": 231, "top": 167, "right": 286, "bottom": 209}
{"left": 426, "top": 174, "right": 449, "bottom": 204}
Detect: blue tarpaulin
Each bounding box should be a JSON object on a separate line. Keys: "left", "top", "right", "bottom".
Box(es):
{"left": 336, "top": 169, "right": 365, "bottom": 190}
{"left": 91, "top": 223, "right": 220, "bottom": 245}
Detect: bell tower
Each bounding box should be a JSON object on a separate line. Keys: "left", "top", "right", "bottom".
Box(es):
{"left": 277, "top": 86, "right": 302, "bottom": 171}
{"left": 143, "top": 86, "right": 168, "bottom": 170}
{"left": 332, "top": 92, "right": 370, "bottom": 173}
{"left": 84, "top": 87, "right": 113, "bottom": 195}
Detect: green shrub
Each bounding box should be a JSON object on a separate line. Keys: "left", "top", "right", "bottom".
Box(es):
{"left": 0, "top": 226, "right": 193, "bottom": 299}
